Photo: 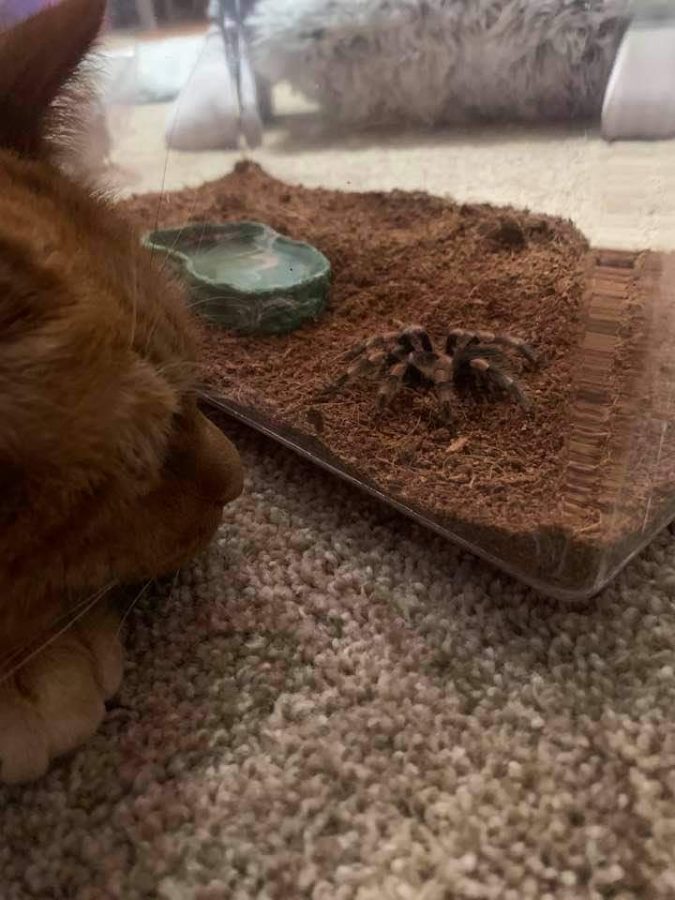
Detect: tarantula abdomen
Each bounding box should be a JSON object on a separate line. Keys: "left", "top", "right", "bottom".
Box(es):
{"left": 451, "top": 343, "right": 530, "bottom": 409}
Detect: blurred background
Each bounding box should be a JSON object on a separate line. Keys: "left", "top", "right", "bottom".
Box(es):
{"left": 6, "top": 0, "right": 675, "bottom": 251}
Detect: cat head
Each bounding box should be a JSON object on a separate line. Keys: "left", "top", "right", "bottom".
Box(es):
{"left": 0, "top": 0, "right": 244, "bottom": 644}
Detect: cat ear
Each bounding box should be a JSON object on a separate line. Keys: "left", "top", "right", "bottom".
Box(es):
{"left": 0, "top": 0, "right": 106, "bottom": 157}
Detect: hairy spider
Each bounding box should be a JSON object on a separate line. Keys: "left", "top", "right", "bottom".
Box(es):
{"left": 322, "top": 325, "right": 539, "bottom": 425}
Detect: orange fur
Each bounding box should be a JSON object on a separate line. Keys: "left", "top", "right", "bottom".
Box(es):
{"left": 0, "top": 0, "right": 243, "bottom": 782}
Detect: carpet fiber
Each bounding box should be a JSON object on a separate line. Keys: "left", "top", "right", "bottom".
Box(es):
{"left": 2, "top": 418, "right": 675, "bottom": 899}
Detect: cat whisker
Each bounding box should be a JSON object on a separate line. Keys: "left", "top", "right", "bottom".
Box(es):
{"left": 153, "top": 358, "right": 202, "bottom": 382}
{"left": 186, "top": 291, "right": 274, "bottom": 308}
{"left": 0, "top": 582, "right": 116, "bottom": 686}
{"left": 153, "top": 210, "right": 209, "bottom": 284}
{"left": 143, "top": 208, "right": 206, "bottom": 358}
{"left": 154, "top": 225, "right": 191, "bottom": 278}
{"left": 141, "top": 49, "right": 212, "bottom": 354}
{"left": 169, "top": 569, "right": 183, "bottom": 593}
{"left": 116, "top": 579, "right": 152, "bottom": 636}
{"left": 185, "top": 294, "right": 244, "bottom": 312}
{"left": 150, "top": 36, "right": 211, "bottom": 266}
{"left": 0, "top": 581, "right": 116, "bottom": 664}
{"left": 129, "top": 257, "right": 140, "bottom": 349}
{"left": 0, "top": 586, "right": 112, "bottom": 672}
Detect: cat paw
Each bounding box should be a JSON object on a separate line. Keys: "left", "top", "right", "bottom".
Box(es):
{"left": 0, "top": 610, "right": 123, "bottom": 784}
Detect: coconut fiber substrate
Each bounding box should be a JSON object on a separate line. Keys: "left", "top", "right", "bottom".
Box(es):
{"left": 125, "top": 162, "right": 675, "bottom": 597}
{"left": 3, "top": 166, "right": 675, "bottom": 898}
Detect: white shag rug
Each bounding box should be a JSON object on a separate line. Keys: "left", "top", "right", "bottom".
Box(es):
{"left": 251, "top": 0, "right": 630, "bottom": 125}
{"left": 2, "top": 418, "right": 675, "bottom": 899}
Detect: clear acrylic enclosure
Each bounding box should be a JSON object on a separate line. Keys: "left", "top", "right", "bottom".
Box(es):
{"left": 102, "top": 0, "right": 675, "bottom": 600}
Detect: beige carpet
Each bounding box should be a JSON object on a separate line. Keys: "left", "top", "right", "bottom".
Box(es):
{"left": 3, "top": 98, "right": 675, "bottom": 897}
{"left": 3, "top": 421, "right": 675, "bottom": 898}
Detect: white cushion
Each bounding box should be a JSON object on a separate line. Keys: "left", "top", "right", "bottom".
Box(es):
{"left": 602, "top": 18, "right": 675, "bottom": 140}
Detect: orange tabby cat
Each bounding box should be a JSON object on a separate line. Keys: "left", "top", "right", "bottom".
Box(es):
{"left": 0, "top": 0, "right": 243, "bottom": 782}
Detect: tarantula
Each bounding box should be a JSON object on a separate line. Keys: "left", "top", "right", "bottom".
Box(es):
{"left": 322, "top": 325, "right": 539, "bottom": 425}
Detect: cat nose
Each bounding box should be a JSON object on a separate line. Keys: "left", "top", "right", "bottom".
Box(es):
{"left": 198, "top": 414, "right": 244, "bottom": 506}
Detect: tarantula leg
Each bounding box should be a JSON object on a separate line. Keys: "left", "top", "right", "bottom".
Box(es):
{"left": 322, "top": 348, "right": 387, "bottom": 396}
{"left": 343, "top": 332, "right": 399, "bottom": 362}
{"left": 469, "top": 357, "right": 530, "bottom": 410}
{"left": 431, "top": 360, "right": 455, "bottom": 425}
{"left": 376, "top": 359, "right": 409, "bottom": 410}
{"left": 399, "top": 325, "right": 433, "bottom": 354}
{"left": 433, "top": 382, "right": 455, "bottom": 425}
{"left": 446, "top": 329, "right": 538, "bottom": 367}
